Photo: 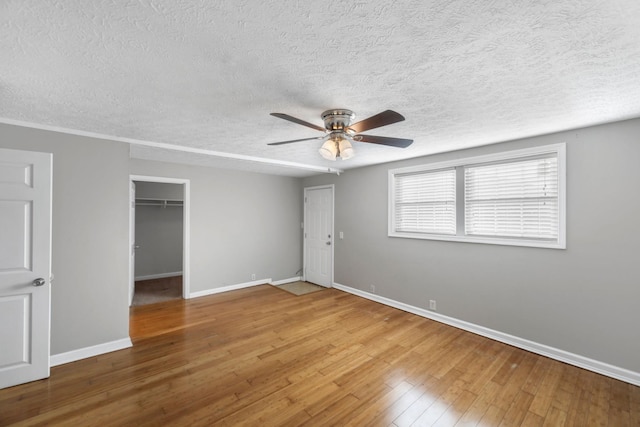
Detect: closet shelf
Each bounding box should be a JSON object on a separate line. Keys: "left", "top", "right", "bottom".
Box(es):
{"left": 135, "top": 198, "right": 183, "bottom": 208}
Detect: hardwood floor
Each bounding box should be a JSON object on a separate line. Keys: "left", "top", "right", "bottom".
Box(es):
{"left": 1, "top": 285, "right": 638, "bottom": 426}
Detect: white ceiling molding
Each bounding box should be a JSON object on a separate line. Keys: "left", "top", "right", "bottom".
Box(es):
{"left": 0, "top": 117, "right": 343, "bottom": 175}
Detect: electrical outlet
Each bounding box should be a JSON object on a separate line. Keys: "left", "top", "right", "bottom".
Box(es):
{"left": 339, "top": 231, "right": 344, "bottom": 239}
{"left": 251, "top": 273, "right": 256, "bottom": 280}
{"left": 429, "top": 300, "right": 437, "bottom": 311}
{"left": 370, "top": 285, "right": 376, "bottom": 294}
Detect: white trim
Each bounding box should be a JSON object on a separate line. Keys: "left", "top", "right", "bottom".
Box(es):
{"left": 270, "top": 276, "right": 302, "bottom": 286}
{"left": 303, "top": 184, "right": 335, "bottom": 287}
{"left": 183, "top": 180, "right": 191, "bottom": 299}
{"left": 333, "top": 282, "right": 640, "bottom": 387}
{"left": 388, "top": 143, "right": 567, "bottom": 249}
{"left": 50, "top": 338, "right": 133, "bottom": 367}
{"left": 388, "top": 143, "right": 566, "bottom": 176}
{"left": 0, "top": 118, "right": 342, "bottom": 175}
{"left": 557, "top": 143, "right": 567, "bottom": 249}
{"left": 130, "top": 175, "right": 191, "bottom": 300}
{"left": 134, "top": 271, "right": 183, "bottom": 281}
{"left": 129, "top": 180, "right": 135, "bottom": 306}
{"left": 189, "top": 279, "right": 269, "bottom": 299}
{"left": 387, "top": 232, "right": 567, "bottom": 249}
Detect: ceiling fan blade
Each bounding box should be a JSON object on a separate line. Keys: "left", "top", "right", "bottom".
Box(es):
{"left": 270, "top": 113, "right": 326, "bottom": 132}
{"left": 267, "top": 136, "right": 325, "bottom": 146}
{"left": 348, "top": 110, "right": 405, "bottom": 133}
{"left": 355, "top": 134, "right": 413, "bottom": 148}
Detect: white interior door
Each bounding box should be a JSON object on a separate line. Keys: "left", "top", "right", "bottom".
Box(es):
{"left": 304, "top": 186, "right": 333, "bottom": 287}
{"left": 0, "top": 148, "right": 52, "bottom": 389}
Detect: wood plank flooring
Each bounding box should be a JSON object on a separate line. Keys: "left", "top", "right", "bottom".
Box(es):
{"left": 1, "top": 285, "right": 638, "bottom": 426}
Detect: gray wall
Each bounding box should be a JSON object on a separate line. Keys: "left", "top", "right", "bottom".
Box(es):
{"left": 0, "top": 123, "right": 130, "bottom": 355}
{"left": 130, "top": 159, "right": 304, "bottom": 293}
{"left": 303, "top": 118, "right": 640, "bottom": 374}
{"left": 134, "top": 182, "right": 184, "bottom": 278}
{"left": 0, "top": 123, "right": 303, "bottom": 357}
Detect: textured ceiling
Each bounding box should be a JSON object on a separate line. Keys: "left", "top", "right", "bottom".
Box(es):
{"left": 2, "top": 0, "right": 640, "bottom": 177}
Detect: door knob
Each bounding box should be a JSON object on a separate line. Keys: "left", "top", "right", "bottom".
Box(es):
{"left": 32, "top": 278, "right": 46, "bottom": 287}
{"left": 326, "top": 241, "right": 331, "bottom": 245}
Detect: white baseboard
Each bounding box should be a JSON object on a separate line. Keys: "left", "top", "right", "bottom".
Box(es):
{"left": 189, "top": 278, "right": 270, "bottom": 299}
{"left": 333, "top": 283, "right": 640, "bottom": 387}
{"left": 270, "top": 276, "right": 302, "bottom": 286}
{"left": 50, "top": 337, "right": 133, "bottom": 367}
{"left": 135, "top": 271, "right": 182, "bottom": 281}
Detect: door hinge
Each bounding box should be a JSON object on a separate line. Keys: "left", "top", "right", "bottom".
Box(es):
{"left": 304, "top": 197, "right": 307, "bottom": 203}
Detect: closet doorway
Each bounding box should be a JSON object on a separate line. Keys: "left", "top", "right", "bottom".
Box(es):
{"left": 129, "top": 175, "right": 190, "bottom": 306}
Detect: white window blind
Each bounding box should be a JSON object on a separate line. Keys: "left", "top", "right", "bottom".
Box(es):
{"left": 393, "top": 168, "right": 456, "bottom": 235}
{"left": 464, "top": 155, "right": 559, "bottom": 240}
{"left": 389, "top": 143, "right": 565, "bottom": 248}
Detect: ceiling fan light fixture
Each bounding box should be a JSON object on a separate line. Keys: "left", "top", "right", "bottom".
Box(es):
{"left": 319, "top": 139, "right": 338, "bottom": 161}
{"left": 338, "top": 137, "right": 355, "bottom": 160}
{"left": 269, "top": 109, "right": 412, "bottom": 159}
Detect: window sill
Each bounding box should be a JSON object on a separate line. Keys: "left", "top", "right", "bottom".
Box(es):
{"left": 388, "top": 231, "right": 566, "bottom": 249}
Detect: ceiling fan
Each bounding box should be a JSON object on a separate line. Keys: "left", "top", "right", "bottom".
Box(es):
{"left": 268, "top": 109, "right": 413, "bottom": 161}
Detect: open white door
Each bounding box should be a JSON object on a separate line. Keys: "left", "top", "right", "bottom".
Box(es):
{"left": 0, "top": 148, "right": 52, "bottom": 389}
{"left": 304, "top": 186, "right": 333, "bottom": 287}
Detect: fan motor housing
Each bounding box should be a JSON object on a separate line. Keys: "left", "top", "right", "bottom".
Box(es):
{"left": 321, "top": 109, "right": 355, "bottom": 131}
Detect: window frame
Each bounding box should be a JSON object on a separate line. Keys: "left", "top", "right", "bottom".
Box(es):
{"left": 388, "top": 143, "right": 566, "bottom": 249}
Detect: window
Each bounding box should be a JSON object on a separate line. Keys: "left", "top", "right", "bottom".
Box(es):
{"left": 465, "top": 156, "right": 559, "bottom": 240}
{"left": 393, "top": 168, "right": 456, "bottom": 235}
{"left": 389, "top": 143, "right": 566, "bottom": 248}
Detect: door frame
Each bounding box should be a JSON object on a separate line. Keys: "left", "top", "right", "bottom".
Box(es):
{"left": 129, "top": 175, "right": 191, "bottom": 299}
{"left": 303, "top": 184, "right": 335, "bottom": 287}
